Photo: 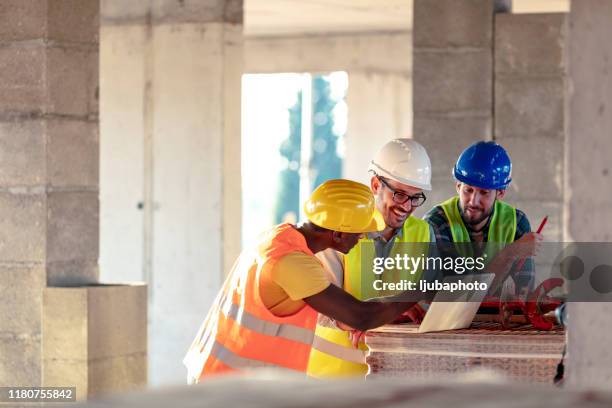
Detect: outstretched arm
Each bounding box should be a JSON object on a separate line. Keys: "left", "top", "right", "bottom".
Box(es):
{"left": 486, "top": 232, "right": 543, "bottom": 293}
{"left": 303, "top": 284, "right": 432, "bottom": 332}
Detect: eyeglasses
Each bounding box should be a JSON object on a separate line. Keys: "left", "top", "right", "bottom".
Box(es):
{"left": 377, "top": 176, "right": 427, "bottom": 207}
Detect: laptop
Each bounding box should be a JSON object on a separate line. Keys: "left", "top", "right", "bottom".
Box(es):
{"left": 417, "top": 273, "right": 495, "bottom": 333}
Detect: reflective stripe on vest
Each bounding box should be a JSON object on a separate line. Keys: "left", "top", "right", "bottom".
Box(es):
{"left": 220, "top": 301, "right": 314, "bottom": 345}
{"left": 184, "top": 224, "right": 319, "bottom": 381}
{"left": 306, "top": 216, "right": 431, "bottom": 379}
{"left": 209, "top": 341, "right": 294, "bottom": 371}
{"left": 311, "top": 330, "right": 367, "bottom": 365}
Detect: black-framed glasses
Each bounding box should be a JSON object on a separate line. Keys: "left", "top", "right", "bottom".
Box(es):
{"left": 377, "top": 176, "right": 427, "bottom": 207}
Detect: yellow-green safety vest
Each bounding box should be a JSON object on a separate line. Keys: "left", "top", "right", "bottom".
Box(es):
{"left": 306, "top": 216, "right": 431, "bottom": 378}
{"left": 439, "top": 196, "right": 517, "bottom": 260}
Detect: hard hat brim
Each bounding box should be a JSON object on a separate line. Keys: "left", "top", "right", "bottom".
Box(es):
{"left": 370, "top": 162, "right": 432, "bottom": 191}
{"left": 305, "top": 207, "right": 385, "bottom": 233}
{"left": 361, "top": 209, "right": 385, "bottom": 233}
{"left": 453, "top": 141, "right": 512, "bottom": 190}
{"left": 453, "top": 167, "right": 511, "bottom": 190}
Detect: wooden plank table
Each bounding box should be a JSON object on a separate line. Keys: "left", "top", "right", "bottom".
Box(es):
{"left": 366, "top": 322, "right": 565, "bottom": 384}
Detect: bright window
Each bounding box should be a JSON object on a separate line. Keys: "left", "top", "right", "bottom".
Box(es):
{"left": 241, "top": 72, "right": 348, "bottom": 247}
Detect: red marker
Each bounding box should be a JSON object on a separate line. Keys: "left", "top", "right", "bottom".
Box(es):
{"left": 536, "top": 216, "right": 548, "bottom": 234}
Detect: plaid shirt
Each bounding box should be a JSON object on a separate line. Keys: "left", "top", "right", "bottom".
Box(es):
{"left": 424, "top": 201, "right": 534, "bottom": 292}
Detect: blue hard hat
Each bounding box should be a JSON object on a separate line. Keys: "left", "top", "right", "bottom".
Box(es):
{"left": 453, "top": 141, "right": 512, "bottom": 190}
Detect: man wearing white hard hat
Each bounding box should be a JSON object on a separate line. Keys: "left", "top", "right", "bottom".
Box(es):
{"left": 306, "top": 139, "right": 435, "bottom": 379}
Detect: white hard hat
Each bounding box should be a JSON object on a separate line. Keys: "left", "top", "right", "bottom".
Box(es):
{"left": 368, "top": 139, "right": 432, "bottom": 191}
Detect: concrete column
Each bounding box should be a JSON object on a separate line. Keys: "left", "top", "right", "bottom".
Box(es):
{"left": 0, "top": 0, "right": 99, "bottom": 386}
{"left": 494, "top": 13, "right": 568, "bottom": 242}
{"left": 566, "top": 0, "right": 612, "bottom": 389}
{"left": 101, "top": 0, "right": 243, "bottom": 385}
{"left": 43, "top": 284, "right": 147, "bottom": 399}
{"left": 412, "top": 0, "right": 496, "bottom": 214}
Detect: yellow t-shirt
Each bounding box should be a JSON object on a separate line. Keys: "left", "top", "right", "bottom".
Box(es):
{"left": 260, "top": 252, "right": 332, "bottom": 316}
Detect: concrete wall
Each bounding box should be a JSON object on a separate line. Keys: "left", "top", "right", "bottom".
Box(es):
{"left": 495, "top": 13, "right": 568, "bottom": 242}
{"left": 245, "top": 32, "right": 413, "bottom": 184}
{"left": 412, "top": 0, "right": 495, "bottom": 216}
{"left": 0, "top": 0, "right": 99, "bottom": 386}
{"left": 244, "top": 32, "right": 411, "bottom": 75}
{"left": 345, "top": 72, "right": 412, "bottom": 185}
{"left": 43, "top": 284, "right": 147, "bottom": 400}
{"left": 100, "top": 24, "right": 146, "bottom": 284}
{"left": 566, "top": 0, "right": 612, "bottom": 389}
{"left": 100, "top": 0, "right": 243, "bottom": 385}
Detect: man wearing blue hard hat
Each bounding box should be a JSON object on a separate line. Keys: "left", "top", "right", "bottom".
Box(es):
{"left": 424, "top": 141, "right": 541, "bottom": 293}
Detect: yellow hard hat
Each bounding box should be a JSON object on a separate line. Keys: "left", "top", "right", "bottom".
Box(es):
{"left": 304, "top": 179, "right": 385, "bottom": 233}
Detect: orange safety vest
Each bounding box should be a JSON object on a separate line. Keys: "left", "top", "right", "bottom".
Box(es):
{"left": 183, "top": 223, "right": 319, "bottom": 382}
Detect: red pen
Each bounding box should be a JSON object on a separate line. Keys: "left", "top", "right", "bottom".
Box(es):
{"left": 536, "top": 216, "right": 548, "bottom": 234}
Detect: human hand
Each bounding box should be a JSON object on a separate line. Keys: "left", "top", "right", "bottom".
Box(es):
{"left": 349, "top": 330, "right": 366, "bottom": 349}
{"left": 335, "top": 321, "right": 365, "bottom": 348}
{"left": 393, "top": 303, "right": 426, "bottom": 324}
{"left": 507, "top": 232, "right": 544, "bottom": 260}
{"left": 404, "top": 303, "right": 426, "bottom": 324}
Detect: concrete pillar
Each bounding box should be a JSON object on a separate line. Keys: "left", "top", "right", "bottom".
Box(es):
{"left": 494, "top": 13, "right": 568, "bottom": 242}
{"left": 566, "top": 0, "right": 612, "bottom": 389}
{"left": 0, "top": 0, "right": 99, "bottom": 386}
{"left": 101, "top": 0, "right": 243, "bottom": 385}
{"left": 412, "top": 0, "right": 495, "bottom": 215}
{"left": 43, "top": 284, "right": 147, "bottom": 400}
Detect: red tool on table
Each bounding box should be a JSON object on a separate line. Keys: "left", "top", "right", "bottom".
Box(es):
{"left": 481, "top": 216, "right": 563, "bottom": 330}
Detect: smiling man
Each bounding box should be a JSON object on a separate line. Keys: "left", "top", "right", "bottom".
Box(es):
{"left": 424, "top": 141, "right": 542, "bottom": 294}
{"left": 307, "top": 139, "right": 435, "bottom": 379}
